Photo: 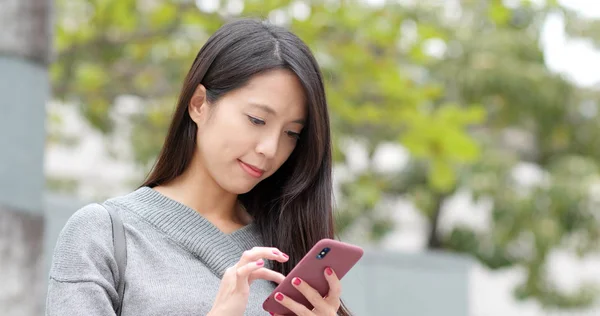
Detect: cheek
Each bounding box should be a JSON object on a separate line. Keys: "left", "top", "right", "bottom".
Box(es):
{"left": 204, "top": 119, "right": 255, "bottom": 160}
{"left": 271, "top": 141, "right": 297, "bottom": 171}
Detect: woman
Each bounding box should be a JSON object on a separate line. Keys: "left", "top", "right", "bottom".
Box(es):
{"left": 46, "top": 18, "right": 352, "bottom": 316}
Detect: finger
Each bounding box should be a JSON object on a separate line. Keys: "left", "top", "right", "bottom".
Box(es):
{"left": 237, "top": 247, "right": 289, "bottom": 266}
{"left": 248, "top": 268, "right": 286, "bottom": 284}
{"left": 291, "top": 277, "right": 328, "bottom": 311}
{"left": 273, "top": 292, "right": 312, "bottom": 316}
{"left": 234, "top": 259, "right": 266, "bottom": 288}
{"left": 324, "top": 267, "right": 342, "bottom": 308}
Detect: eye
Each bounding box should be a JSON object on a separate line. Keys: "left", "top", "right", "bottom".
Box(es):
{"left": 247, "top": 115, "right": 265, "bottom": 126}
{"left": 286, "top": 131, "right": 301, "bottom": 140}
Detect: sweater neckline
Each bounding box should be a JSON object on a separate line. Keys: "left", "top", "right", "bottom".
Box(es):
{"left": 112, "top": 186, "right": 264, "bottom": 278}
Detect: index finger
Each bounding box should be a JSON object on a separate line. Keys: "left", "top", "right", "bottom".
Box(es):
{"left": 237, "top": 247, "right": 289, "bottom": 266}
{"left": 324, "top": 267, "right": 342, "bottom": 305}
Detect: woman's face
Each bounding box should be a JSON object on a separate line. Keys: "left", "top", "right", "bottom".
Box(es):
{"left": 189, "top": 69, "right": 307, "bottom": 194}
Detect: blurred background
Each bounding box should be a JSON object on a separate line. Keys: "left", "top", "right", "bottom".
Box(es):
{"left": 2, "top": 0, "right": 600, "bottom": 315}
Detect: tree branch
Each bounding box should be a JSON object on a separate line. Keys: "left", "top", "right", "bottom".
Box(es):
{"left": 427, "top": 190, "right": 452, "bottom": 249}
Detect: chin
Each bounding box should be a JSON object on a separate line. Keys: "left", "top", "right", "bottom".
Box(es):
{"left": 221, "top": 181, "right": 258, "bottom": 195}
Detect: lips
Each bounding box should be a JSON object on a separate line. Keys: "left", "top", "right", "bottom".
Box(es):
{"left": 238, "top": 160, "right": 265, "bottom": 178}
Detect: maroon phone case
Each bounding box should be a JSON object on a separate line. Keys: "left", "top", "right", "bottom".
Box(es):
{"left": 262, "top": 238, "right": 364, "bottom": 315}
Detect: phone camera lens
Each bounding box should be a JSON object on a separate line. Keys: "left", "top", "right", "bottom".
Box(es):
{"left": 316, "top": 247, "right": 330, "bottom": 260}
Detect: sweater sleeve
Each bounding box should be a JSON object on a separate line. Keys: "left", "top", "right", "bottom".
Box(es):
{"left": 46, "top": 203, "right": 120, "bottom": 316}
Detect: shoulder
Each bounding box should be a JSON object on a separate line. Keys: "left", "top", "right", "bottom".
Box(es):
{"left": 57, "top": 203, "right": 114, "bottom": 246}
{"left": 49, "top": 203, "right": 115, "bottom": 282}
{"left": 64, "top": 203, "right": 112, "bottom": 232}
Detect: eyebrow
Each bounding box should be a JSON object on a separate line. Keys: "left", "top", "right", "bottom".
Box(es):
{"left": 251, "top": 103, "right": 305, "bottom": 125}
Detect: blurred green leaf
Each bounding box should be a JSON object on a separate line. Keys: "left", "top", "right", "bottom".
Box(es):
{"left": 429, "top": 159, "right": 455, "bottom": 192}
{"left": 489, "top": 1, "right": 512, "bottom": 25}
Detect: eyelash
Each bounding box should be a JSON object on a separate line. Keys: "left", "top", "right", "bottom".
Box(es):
{"left": 247, "top": 116, "right": 265, "bottom": 126}
{"left": 286, "top": 131, "right": 301, "bottom": 140}
{"left": 247, "top": 115, "right": 301, "bottom": 140}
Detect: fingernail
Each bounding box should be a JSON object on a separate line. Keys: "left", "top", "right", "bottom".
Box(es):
{"left": 275, "top": 293, "right": 284, "bottom": 301}
{"left": 272, "top": 250, "right": 279, "bottom": 255}
{"left": 282, "top": 253, "right": 289, "bottom": 259}
{"left": 292, "top": 277, "right": 302, "bottom": 286}
{"left": 256, "top": 260, "right": 264, "bottom": 266}
{"left": 325, "top": 267, "right": 333, "bottom": 276}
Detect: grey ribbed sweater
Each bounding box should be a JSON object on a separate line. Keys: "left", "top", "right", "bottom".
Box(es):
{"left": 46, "top": 187, "right": 275, "bottom": 316}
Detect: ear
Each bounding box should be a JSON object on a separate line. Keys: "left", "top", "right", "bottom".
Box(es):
{"left": 188, "top": 84, "right": 209, "bottom": 124}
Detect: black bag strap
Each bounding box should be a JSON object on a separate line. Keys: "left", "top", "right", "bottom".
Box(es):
{"left": 103, "top": 203, "right": 127, "bottom": 316}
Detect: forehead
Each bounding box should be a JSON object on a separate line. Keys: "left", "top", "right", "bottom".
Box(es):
{"left": 229, "top": 69, "right": 307, "bottom": 119}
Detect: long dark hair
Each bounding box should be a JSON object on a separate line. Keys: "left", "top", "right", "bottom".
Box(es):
{"left": 141, "top": 19, "right": 351, "bottom": 315}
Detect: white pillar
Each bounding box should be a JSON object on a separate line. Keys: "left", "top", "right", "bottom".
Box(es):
{"left": 0, "top": 0, "right": 52, "bottom": 314}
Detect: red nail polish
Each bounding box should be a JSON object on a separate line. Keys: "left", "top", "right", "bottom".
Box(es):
{"left": 275, "top": 293, "right": 284, "bottom": 301}
{"left": 256, "top": 260, "right": 264, "bottom": 266}
{"left": 325, "top": 267, "right": 333, "bottom": 276}
{"left": 282, "top": 253, "right": 289, "bottom": 259}
{"left": 293, "top": 277, "right": 302, "bottom": 286}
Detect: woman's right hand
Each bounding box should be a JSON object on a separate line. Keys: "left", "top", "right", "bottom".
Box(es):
{"left": 208, "top": 247, "right": 290, "bottom": 316}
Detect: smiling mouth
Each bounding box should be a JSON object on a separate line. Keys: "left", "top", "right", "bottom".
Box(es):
{"left": 238, "top": 160, "right": 265, "bottom": 178}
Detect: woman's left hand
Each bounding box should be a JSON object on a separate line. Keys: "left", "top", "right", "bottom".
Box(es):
{"left": 271, "top": 267, "right": 341, "bottom": 316}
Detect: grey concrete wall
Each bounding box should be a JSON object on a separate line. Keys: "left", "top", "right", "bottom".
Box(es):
{"left": 0, "top": 206, "right": 45, "bottom": 316}
{"left": 44, "top": 193, "right": 472, "bottom": 315}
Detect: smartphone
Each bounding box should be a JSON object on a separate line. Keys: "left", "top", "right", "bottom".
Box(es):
{"left": 262, "top": 238, "right": 364, "bottom": 315}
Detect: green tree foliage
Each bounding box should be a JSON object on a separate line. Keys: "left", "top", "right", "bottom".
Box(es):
{"left": 51, "top": 0, "right": 600, "bottom": 309}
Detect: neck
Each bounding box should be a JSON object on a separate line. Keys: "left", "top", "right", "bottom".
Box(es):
{"left": 153, "top": 153, "right": 246, "bottom": 226}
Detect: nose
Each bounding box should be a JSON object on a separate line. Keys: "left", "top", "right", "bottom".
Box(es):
{"left": 255, "top": 132, "right": 280, "bottom": 159}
